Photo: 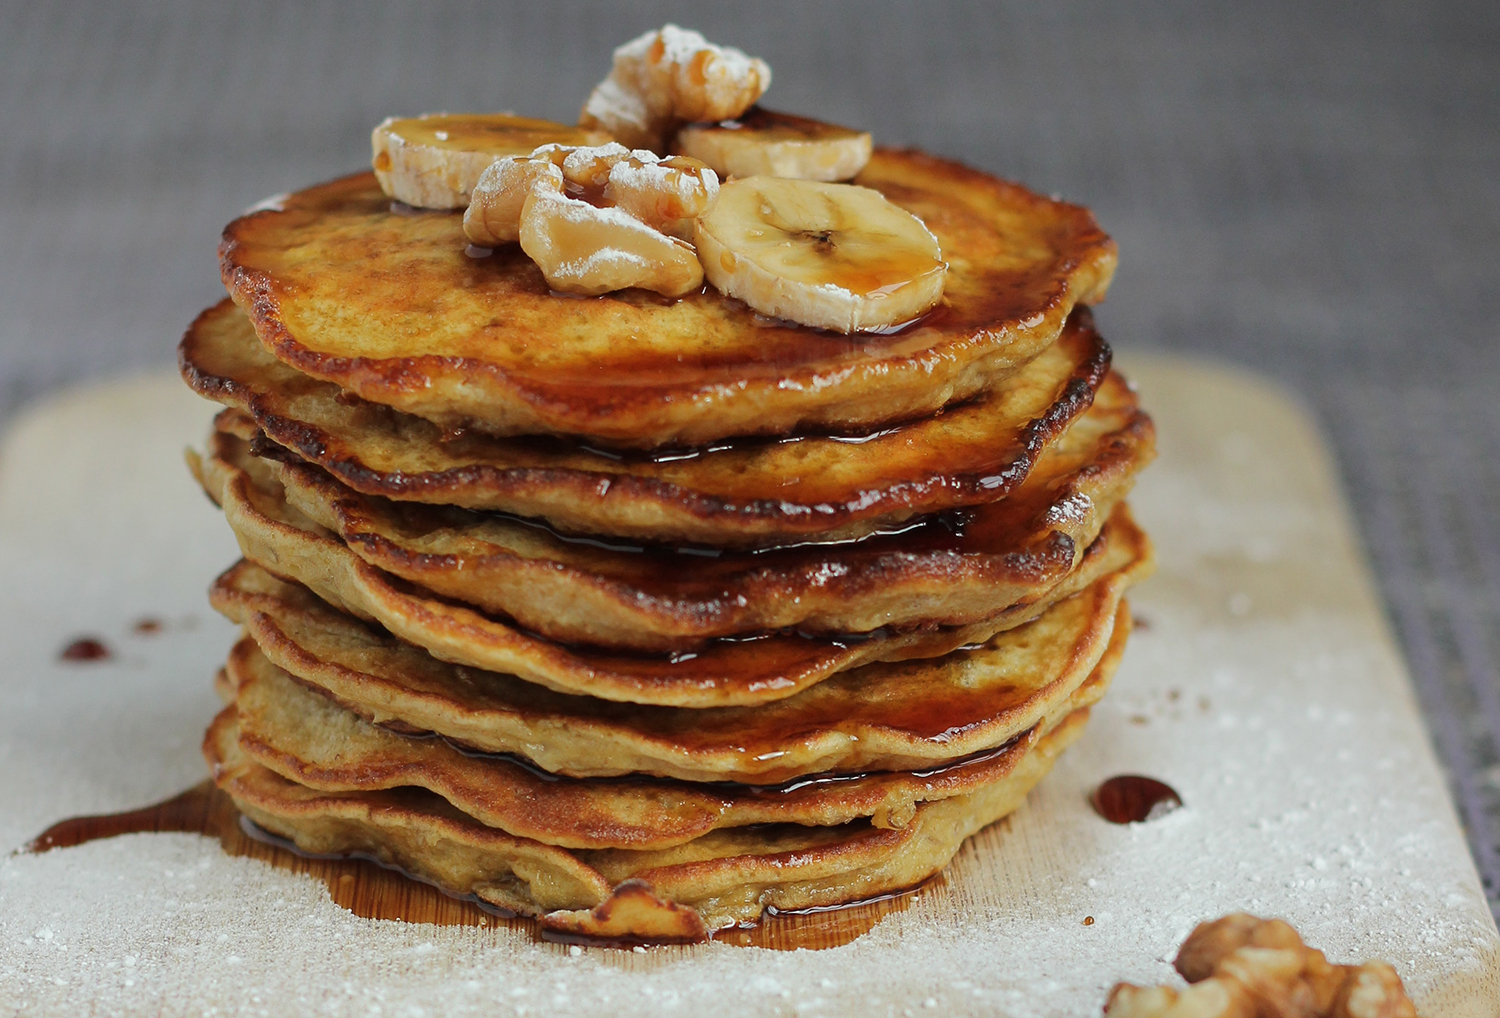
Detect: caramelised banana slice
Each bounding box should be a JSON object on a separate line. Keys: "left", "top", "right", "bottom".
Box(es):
{"left": 695, "top": 176, "right": 946, "bottom": 332}
{"left": 520, "top": 176, "right": 704, "bottom": 297}
{"left": 675, "top": 107, "right": 872, "bottom": 181}
{"left": 371, "top": 113, "right": 610, "bottom": 208}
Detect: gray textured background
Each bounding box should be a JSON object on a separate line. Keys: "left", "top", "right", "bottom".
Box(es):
{"left": 2, "top": 1, "right": 1497, "bottom": 908}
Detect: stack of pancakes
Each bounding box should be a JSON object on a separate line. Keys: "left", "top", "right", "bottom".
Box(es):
{"left": 180, "top": 149, "right": 1155, "bottom": 940}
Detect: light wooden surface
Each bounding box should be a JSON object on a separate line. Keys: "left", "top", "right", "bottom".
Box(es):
{"left": 28, "top": 779, "right": 919, "bottom": 951}
{"left": 0, "top": 357, "right": 1496, "bottom": 1017}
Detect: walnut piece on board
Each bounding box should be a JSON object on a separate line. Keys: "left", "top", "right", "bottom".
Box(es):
{"left": 1104, "top": 913, "right": 1417, "bottom": 1018}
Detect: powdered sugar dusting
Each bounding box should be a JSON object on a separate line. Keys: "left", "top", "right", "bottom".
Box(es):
{"left": 558, "top": 245, "right": 652, "bottom": 279}
{"left": 0, "top": 365, "right": 1496, "bottom": 1016}
{"left": 647, "top": 25, "right": 766, "bottom": 89}
{"left": 529, "top": 185, "right": 660, "bottom": 238}
{"left": 607, "top": 156, "right": 719, "bottom": 206}
{"left": 242, "top": 192, "right": 288, "bottom": 215}
{"left": 560, "top": 142, "right": 632, "bottom": 184}
{"left": 595, "top": 24, "right": 770, "bottom": 140}
{"left": 581, "top": 75, "right": 647, "bottom": 128}
{"left": 611, "top": 26, "right": 659, "bottom": 66}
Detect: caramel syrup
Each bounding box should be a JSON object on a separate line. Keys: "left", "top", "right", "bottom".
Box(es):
{"left": 720, "top": 107, "right": 863, "bottom": 143}
{"left": 26, "top": 783, "right": 926, "bottom": 950}
{"left": 386, "top": 114, "right": 600, "bottom": 153}
{"left": 1091, "top": 775, "right": 1183, "bottom": 824}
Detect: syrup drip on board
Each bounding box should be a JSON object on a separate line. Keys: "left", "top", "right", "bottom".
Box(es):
{"left": 59, "top": 636, "right": 111, "bottom": 662}
{"left": 1091, "top": 775, "right": 1183, "bottom": 824}
{"left": 26, "top": 783, "right": 925, "bottom": 950}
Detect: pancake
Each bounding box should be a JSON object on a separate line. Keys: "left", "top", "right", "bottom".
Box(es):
{"left": 224, "top": 634, "right": 1119, "bottom": 850}
{"left": 210, "top": 557, "right": 1141, "bottom": 783}
{"left": 207, "top": 701, "right": 1093, "bottom": 935}
{"left": 218, "top": 149, "right": 1117, "bottom": 447}
{"left": 181, "top": 300, "right": 1130, "bottom": 547}
{"left": 200, "top": 454, "right": 1145, "bottom": 705}
{"left": 198, "top": 374, "right": 1150, "bottom": 650}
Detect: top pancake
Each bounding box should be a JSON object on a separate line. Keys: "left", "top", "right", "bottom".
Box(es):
{"left": 219, "top": 149, "right": 1116, "bottom": 447}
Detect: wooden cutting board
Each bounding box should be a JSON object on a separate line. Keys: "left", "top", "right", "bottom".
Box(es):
{"left": 0, "top": 356, "right": 1496, "bottom": 1017}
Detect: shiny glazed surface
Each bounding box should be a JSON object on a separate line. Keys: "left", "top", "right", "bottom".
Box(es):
{"left": 198, "top": 369, "right": 1150, "bottom": 649}
{"left": 182, "top": 301, "right": 1134, "bottom": 545}
{"left": 219, "top": 149, "right": 1116, "bottom": 446}
{"left": 381, "top": 113, "right": 604, "bottom": 154}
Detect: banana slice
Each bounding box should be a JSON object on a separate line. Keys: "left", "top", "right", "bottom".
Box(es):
{"left": 674, "top": 107, "right": 872, "bottom": 181}
{"left": 372, "top": 113, "right": 611, "bottom": 209}
{"left": 694, "top": 177, "right": 946, "bottom": 333}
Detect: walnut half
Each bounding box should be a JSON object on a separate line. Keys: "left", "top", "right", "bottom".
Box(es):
{"left": 1104, "top": 914, "right": 1417, "bottom": 1018}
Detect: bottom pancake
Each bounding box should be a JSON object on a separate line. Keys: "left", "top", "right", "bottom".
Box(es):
{"left": 206, "top": 701, "right": 1095, "bottom": 938}
{"left": 222, "top": 615, "right": 1125, "bottom": 850}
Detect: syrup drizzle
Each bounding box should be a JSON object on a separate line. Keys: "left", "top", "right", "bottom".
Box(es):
{"left": 26, "top": 782, "right": 926, "bottom": 949}
{"left": 422, "top": 728, "right": 1029, "bottom": 796}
